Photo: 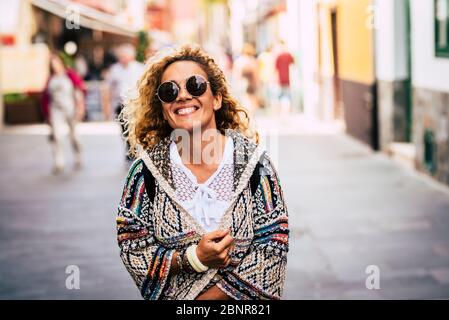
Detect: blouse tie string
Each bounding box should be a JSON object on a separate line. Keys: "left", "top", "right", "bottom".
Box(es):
{"left": 191, "top": 184, "right": 218, "bottom": 227}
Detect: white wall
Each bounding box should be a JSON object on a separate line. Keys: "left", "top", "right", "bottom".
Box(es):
{"left": 298, "top": 0, "right": 319, "bottom": 118}
{"left": 126, "top": 0, "right": 146, "bottom": 30}
{"left": 0, "top": 1, "right": 20, "bottom": 34}
{"left": 375, "top": 0, "right": 395, "bottom": 81}
{"left": 229, "top": 0, "right": 245, "bottom": 54}
{"left": 394, "top": 0, "right": 409, "bottom": 79}
{"left": 286, "top": 0, "right": 301, "bottom": 53}
{"left": 375, "top": 0, "right": 408, "bottom": 81}
{"left": 411, "top": 0, "right": 449, "bottom": 92}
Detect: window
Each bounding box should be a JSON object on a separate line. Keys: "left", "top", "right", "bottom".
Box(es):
{"left": 435, "top": 0, "right": 449, "bottom": 57}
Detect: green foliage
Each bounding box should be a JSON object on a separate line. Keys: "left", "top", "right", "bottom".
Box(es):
{"left": 3, "top": 93, "right": 29, "bottom": 104}
{"left": 58, "top": 51, "right": 75, "bottom": 69}
{"left": 136, "top": 30, "right": 150, "bottom": 63}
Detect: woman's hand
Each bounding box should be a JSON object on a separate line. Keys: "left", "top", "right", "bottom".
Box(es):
{"left": 196, "top": 229, "right": 234, "bottom": 268}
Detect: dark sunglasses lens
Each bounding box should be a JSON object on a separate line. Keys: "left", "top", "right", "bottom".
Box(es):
{"left": 158, "top": 82, "right": 178, "bottom": 103}
{"left": 186, "top": 75, "right": 208, "bottom": 96}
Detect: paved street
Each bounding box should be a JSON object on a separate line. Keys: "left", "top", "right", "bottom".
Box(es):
{"left": 1, "top": 118, "right": 449, "bottom": 299}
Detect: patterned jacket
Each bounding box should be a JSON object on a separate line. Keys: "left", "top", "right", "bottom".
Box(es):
{"left": 116, "top": 130, "right": 289, "bottom": 300}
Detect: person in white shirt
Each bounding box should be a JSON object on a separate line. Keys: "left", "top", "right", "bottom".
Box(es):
{"left": 46, "top": 54, "right": 83, "bottom": 174}
{"left": 107, "top": 44, "right": 145, "bottom": 162}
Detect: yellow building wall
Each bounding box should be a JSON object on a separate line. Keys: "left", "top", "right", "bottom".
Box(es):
{"left": 336, "top": 0, "right": 375, "bottom": 84}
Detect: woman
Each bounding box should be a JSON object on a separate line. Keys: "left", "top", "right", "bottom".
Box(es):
{"left": 43, "top": 53, "right": 83, "bottom": 174}
{"left": 116, "top": 45, "right": 289, "bottom": 300}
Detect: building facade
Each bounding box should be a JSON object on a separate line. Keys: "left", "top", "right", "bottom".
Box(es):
{"left": 375, "top": 0, "right": 411, "bottom": 152}
{"left": 308, "top": 0, "right": 449, "bottom": 186}
{"left": 376, "top": 0, "right": 449, "bottom": 186}
{"left": 411, "top": 0, "right": 449, "bottom": 185}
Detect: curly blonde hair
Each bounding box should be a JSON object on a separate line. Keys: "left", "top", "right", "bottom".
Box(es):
{"left": 120, "top": 44, "right": 258, "bottom": 157}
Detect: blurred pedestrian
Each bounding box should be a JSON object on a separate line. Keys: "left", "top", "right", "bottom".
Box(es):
{"left": 106, "top": 43, "right": 145, "bottom": 163}
{"left": 274, "top": 41, "right": 295, "bottom": 114}
{"left": 233, "top": 43, "right": 260, "bottom": 115}
{"left": 42, "top": 53, "right": 83, "bottom": 174}
{"left": 74, "top": 54, "right": 89, "bottom": 79}
{"left": 258, "top": 44, "right": 276, "bottom": 111}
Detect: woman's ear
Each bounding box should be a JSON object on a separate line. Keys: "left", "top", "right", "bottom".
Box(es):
{"left": 213, "top": 93, "right": 223, "bottom": 111}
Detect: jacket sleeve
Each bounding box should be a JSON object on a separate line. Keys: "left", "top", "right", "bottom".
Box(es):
{"left": 116, "top": 159, "right": 175, "bottom": 300}
{"left": 216, "top": 155, "right": 289, "bottom": 300}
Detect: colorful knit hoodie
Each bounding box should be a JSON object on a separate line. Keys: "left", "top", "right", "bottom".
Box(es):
{"left": 116, "top": 130, "right": 289, "bottom": 300}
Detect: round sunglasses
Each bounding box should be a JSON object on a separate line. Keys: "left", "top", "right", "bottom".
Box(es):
{"left": 156, "top": 75, "right": 210, "bottom": 103}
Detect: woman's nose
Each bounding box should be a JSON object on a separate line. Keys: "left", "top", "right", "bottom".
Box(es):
{"left": 176, "top": 84, "right": 192, "bottom": 102}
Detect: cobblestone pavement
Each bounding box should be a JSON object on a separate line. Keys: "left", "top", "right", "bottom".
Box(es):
{"left": 1, "top": 118, "right": 449, "bottom": 299}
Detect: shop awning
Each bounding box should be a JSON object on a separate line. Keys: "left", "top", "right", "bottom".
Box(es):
{"left": 31, "top": 0, "right": 137, "bottom": 37}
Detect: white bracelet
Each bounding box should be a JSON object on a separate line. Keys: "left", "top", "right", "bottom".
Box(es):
{"left": 186, "top": 245, "right": 209, "bottom": 273}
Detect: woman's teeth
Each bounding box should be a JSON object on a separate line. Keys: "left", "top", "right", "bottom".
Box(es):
{"left": 176, "top": 107, "right": 197, "bottom": 115}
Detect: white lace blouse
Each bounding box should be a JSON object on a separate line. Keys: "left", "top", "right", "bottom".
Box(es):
{"left": 169, "top": 137, "right": 234, "bottom": 232}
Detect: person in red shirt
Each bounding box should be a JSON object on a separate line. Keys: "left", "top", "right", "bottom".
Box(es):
{"left": 275, "top": 41, "right": 295, "bottom": 112}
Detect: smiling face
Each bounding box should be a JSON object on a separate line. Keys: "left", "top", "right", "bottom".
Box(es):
{"left": 159, "top": 60, "right": 222, "bottom": 133}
